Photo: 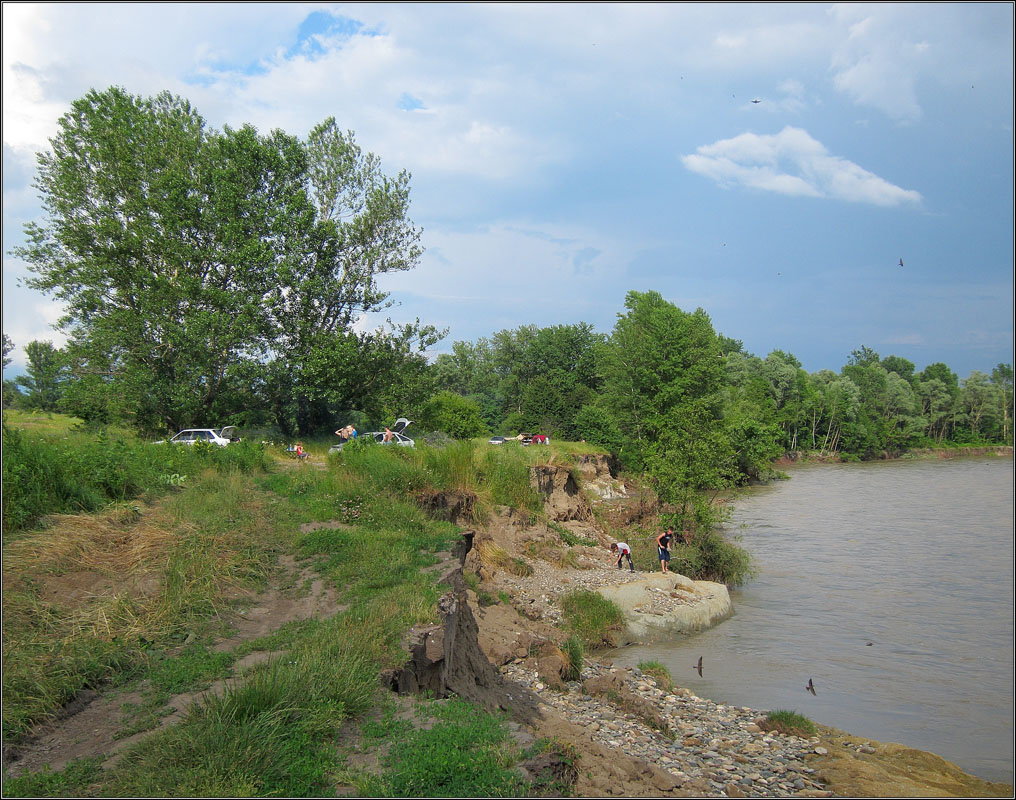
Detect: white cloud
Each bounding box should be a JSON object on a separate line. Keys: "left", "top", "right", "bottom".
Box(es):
{"left": 682, "top": 126, "right": 922, "bottom": 206}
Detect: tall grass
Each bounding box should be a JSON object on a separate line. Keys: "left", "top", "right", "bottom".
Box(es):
{"left": 2, "top": 418, "right": 271, "bottom": 536}
{"left": 1, "top": 472, "right": 288, "bottom": 741}
{"left": 106, "top": 621, "right": 382, "bottom": 797}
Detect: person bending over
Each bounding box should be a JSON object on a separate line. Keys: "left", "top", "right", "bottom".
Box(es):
{"left": 610, "top": 541, "right": 635, "bottom": 572}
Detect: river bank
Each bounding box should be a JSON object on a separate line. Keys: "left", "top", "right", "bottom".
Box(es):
{"left": 469, "top": 546, "right": 1013, "bottom": 797}
{"left": 460, "top": 454, "right": 1014, "bottom": 796}
{"left": 774, "top": 445, "right": 1013, "bottom": 465}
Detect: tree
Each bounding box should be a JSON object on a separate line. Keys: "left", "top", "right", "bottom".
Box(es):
{"left": 419, "top": 391, "right": 489, "bottom": 439}
{"left": 13, "top": 340, "right": 68, "bottom": 411}
{"left": 957, "top": 371, "right": 1002, "bottom": 442}
{"left": 15, "top": 89, "right": 433, "bottom": 436}
{"left": 990, "top": 364, "right": 1014, "bottom": 444}
{"left": 601, "top": 290, "right": 733, "bottom": 532}
{"left": 2, "top": 334, "right": 12, "bottom": 369}
{"left": 15, "top": 88, "right": 310, "bottom": 431}
{"left": 265, "top": 118, "right": 429, "bottom": 435}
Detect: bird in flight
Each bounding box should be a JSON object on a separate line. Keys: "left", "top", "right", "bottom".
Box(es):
{"left": 752, "top": 98, "right": 761, "bottom": 104}
{"left": 806, "top": 678, "right": 817, "bottom": 696}
{"left": 693, "top": 656, "right": 703, "bottom": 677}
{"left": 899, "top": 258, "right": 904, "bottom": 268}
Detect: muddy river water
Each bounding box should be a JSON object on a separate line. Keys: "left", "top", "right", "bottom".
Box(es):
{"left": 608, "top": 456, "right": 1014, "bottom": 784}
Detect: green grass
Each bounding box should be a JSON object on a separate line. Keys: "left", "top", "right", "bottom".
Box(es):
{"left": 560, "top": 589, "right": 626, "bottom": 649}
{"left": 2, "top": 415, "right": 271, "bottom": 537}
{"left": 638, "top": 660, "right": 674, "bottom": 691}
{"left": 760, "top": 709, "right": 817, "bottom": 737}
{"left": 562, "top": 635, "right": 585, "bottom": 681}
{"left": 1, "top": 470, "right": 287, "bottom": 742}
{"left": 355, "top": 697, "right": 528, "bottom": 798}
{"left": 0, "top": 757, "right": 105, "bottom": 798}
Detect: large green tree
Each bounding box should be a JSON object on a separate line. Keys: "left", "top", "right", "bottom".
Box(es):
{"left": 15, "top": 89, "right": 433, "bottom": 436}
{"left": 16, "top": 88, "right": 310, "bottom": 430}
{"left": 264, "top": 118, "right": 430, "bottom": 435}
{"left": 600, "top": 290, "right": 734, "bottom": 532}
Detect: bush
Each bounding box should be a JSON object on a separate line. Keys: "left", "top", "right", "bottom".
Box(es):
{"left": 759, "top": 709, "right": 817, "bottom": 737}
{"left": 668, "top": 530, "right": 755, "bottom": 587}
{"left": 560, "top": 589, "right": 625, "bottom": 649}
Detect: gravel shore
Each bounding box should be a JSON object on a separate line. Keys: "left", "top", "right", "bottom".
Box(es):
{"left": 503, "top": 657, "right": 836, "bottom": 797}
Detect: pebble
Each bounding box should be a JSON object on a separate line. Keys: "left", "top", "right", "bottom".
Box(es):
{"left": 502, "top": 658, "right": 834, "bottom": 797}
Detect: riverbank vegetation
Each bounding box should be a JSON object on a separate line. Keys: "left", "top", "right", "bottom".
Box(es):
{"left": 761, "top": 710, "right": 817, "bottom": 738}
{"left": 4, "top": 424, "right": 602, "bottom": 795}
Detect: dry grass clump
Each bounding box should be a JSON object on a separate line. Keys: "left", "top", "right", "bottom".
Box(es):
{"left": 476, "top": 540, "right": 533, "bottom": 577}
{"left": 3, "top": 508, "right": 182, "bottom": 583}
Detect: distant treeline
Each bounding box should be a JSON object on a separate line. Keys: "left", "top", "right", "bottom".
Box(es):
{"left": 5, "top": 293, "right": 1012, "bottom": 463}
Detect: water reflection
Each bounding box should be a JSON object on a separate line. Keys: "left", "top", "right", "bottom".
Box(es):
{"left": 607, "top": 457, "right": 1014, "bottom": 784}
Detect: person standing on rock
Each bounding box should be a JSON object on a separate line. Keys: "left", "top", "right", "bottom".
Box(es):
{"left": 610, "top": 542, "right": 635, "bottom": 572}
{"left": 657, "top": 527, "right": 673, "bottom": 574}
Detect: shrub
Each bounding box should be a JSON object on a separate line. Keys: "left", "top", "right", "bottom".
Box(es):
{"left": 759, "top": 709, "right": 817, "bottom": 737}
{"left": 560, "top": 589, "right": 625, "bottom": 649}
{"left": 638, "top": 660, "right": 673, "bottom": 691}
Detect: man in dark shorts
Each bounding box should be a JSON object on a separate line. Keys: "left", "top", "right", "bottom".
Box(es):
{"left": 656, "top": 527, "right": 673, "bottom": 574}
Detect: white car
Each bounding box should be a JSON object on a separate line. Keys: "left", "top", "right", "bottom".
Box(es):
{"left": 156, "top": 427, "right": 239, "bottom": 446}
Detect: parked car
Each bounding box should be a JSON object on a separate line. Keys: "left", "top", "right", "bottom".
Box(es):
{"left": 330, "top": 418, "right": 414, "bottom": 453}
{"left": 488, "top": 436, "right": 506, "bottom": 445}
{"left": 155, "top": 426, "right": 239, "bottom": 446}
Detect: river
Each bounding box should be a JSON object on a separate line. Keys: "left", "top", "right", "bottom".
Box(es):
{"left": 607, "top": 456, "right": 1014, "bottom": 784}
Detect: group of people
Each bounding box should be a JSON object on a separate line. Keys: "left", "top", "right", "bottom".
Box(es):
{"left": 610, "top": 526, "right": 676, "bottom": 574}
{"left": 335, "top": 424, "right": 358, "bottom": 443}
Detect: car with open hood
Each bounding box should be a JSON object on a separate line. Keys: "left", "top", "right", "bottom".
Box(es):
{"left": 330, "top": 418, "right": 414, "bottom": 453}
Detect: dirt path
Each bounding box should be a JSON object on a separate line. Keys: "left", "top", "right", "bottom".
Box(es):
{"left": 4, "top": 549, "right": 346, "bottom": 778}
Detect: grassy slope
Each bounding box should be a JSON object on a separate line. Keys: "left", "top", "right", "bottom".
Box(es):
{"left": 1, "top": 418, "right": 594, "bottom": 796}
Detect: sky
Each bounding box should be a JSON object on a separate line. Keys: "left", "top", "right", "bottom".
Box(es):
{"left": 3, "top": 2, "right": 1014, "bottom": 381}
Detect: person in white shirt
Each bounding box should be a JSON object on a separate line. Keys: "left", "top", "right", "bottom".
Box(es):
{"left": 610, "top": 541, "right": 635, "bottom": 572}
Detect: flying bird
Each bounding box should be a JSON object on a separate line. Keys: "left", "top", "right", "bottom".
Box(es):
{"left": 752, "top": 98, "right": 761, "bottom": 104}
{"left": 693, "top": 656, "right": 703, "bottom": 677}
{"left": 899, "top": 258, "right": 904, "bottom": 268}
{"left": 806, "top": 678, "right": 817, "bottom": 696}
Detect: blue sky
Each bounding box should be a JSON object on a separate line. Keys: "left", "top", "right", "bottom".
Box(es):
{"left": 3, "top": 3, "right": 1013, "bottom": 380}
